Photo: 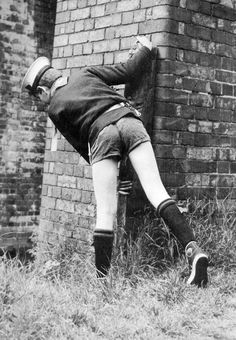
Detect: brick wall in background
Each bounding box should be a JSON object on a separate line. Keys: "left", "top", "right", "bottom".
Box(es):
{"left": 0, "top": 0, "right": 56, "bottom": 249}
{"left": 39, "top": 0, "right": 236, "bottom": 247}
{"left": 150, "top": 0, "right": 236, "bottom": 200}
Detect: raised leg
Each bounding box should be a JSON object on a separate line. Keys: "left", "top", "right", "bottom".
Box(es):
{"left": 128, "top": 141, "right": 170, "bottom": 209}
{"left": 129, "top": 141, "right": 208, "bottom": 286}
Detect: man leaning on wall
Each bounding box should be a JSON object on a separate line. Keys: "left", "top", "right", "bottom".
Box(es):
{"left": 21, "top": 36, "right": 209, "bottom": 287}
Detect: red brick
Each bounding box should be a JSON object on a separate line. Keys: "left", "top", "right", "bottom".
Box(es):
{"left": 51, "top": 186, "right": 62, "bottom": 198}
{"left": 176, "top": 132, "right": 195, "bottom": 146}
{"left": 189, "top": 93, "right": 213, "bottom": 107}
{"left": 154, "top": 116, "right": 188, "bottom": 131}
{"left": 222, "top": 57, "right": 235, "bottom": 72}
{"left": 56, "top": 199, "right": 75, "bottom": 213}
{"left": 104, "top": 52, "right": 114, "bottom": 65}
{"left": 185, "top": 24, "right": 211, "bottom": 40}
{"left": 212, "top": 4, "right": 236, "bottom": 21}
{"left": 64, "top": 45, "right": 73, "bottom": 57}
{"left": 163, "top": 173, "right": 186, "bottom": 188}
{"left": 105, "top": 2, "right": 117, "bottom": 14}
{"left": 91, "top": 5, "right": 105, "bottom": 18}
{"left": 57, "top": 174, "right": 76, "bottom": 188}
{"left": 213, "top": 30, "right": 235, "bottom": 46}
{"left": 156, "top": 88, "right": 189, "bottom": 105}
{"left": 83, "top": 43, "right": 93, "bottom": 55}
{"left": 74, "top": 202, "right": 96, "bottom": 217}
{"left": 223, "top": 84, "right": 233, "bottom": 96}
{"left": 154, "top": 145, "right": 186, "bottom": 159}
{"left": 93, "top": 39, "right": 119, "bottom": 53}
{"left": 54, "top": 34, "right": 68, "bottom": 47}
{"left": 41, "top": 196, "right": 56, "bottom": 209}
{"left": 71, "top": 8, "right": 90, "bottom": 21}
{"left": 84, "top": 19, "right": 95, "bottom": 31}
{"left": 77, "top": 178, "right": 94, "bottom": 191}
{"left": 89, "top": 29, "right": 105, "bottom": 41}
{"left": 87, "top": 53, "right": 104, "bottom": 66}
{"left": 169, "top": 6, "right": 192, "bottom": 23}
{"left": 139, "top": 18, "right": 178, "bottom": 35}
{"left": 68, "top": 0, "right": 77, "bottom": 10}
{"left": 51, "top": 58, "right": 67, "bottom": 70}
{"left": 61, "top": 188, "right": 82, "bottom": 201}
{"left": 56, "top": 11, "right": 70, "bottom": 24}
{"left": 115, "top": 23, "right": 138, "bottom": 38}
{"left": 215, "top": 97, "right": 235, "bottom": 110}
{"left": 133, "top": 9, "right": 146, "bottom": 22}
{"left": 117, "top": 0, "right": 140, "bottom": 12}
{"left": 69, "top": 31, "right": 89, "bottom": 44}
{"left": 186, "top": 0, "right": 200, "bottom": 11}
{"left": 74, "top": 21, "right": 84, "bottom": 32}
{"left": 81, "top": 191, "right": 92, "bottom": 204}
{"left": 152, "top": 130, "right": 174, "bottom": 144}
{"left": 218, "top": 161, "right": 230, "bottom": 173}
{"left": 78, "top": 0, "right": 88, "bottom": 8}
{"left": 215, "top": 70, "right": 234, "bottom": 83}
{"left": 95, "top": 14, "right": 122, "bottom": 28}
{"left": 215, "top": 43, "right": 235, "bottom": 58}
{"left": 192, "top": 12, "right": 216, "bottom": 28}
{"left": 122, "top": 11, "right": 134, "bottom": 24}
{"left": 43, "top": 174, "right": 57, "bottom": 186}
{"left": 73, "top": 44, "right": 83, "bottom": 56}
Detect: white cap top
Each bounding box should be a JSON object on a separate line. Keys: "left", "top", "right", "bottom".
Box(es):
{"left": 21, "top": 56, "right": 51, "bottom": 95}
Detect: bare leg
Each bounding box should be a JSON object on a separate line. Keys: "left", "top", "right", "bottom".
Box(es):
{"left": 92, "top": 158, "right": 119, "bottom": 231}
{"left": 129, "top": 141, "right": 208, "bottom": 286}
{"left": 92, "top": 158, "right": 119, "bottom": 277}
{"left": 128, "top": 141, "right": 170, "bottom": 209}
{"left": 128, "top": 140, "right": 194, "bottom": 246}
{"left": 128, "top": 141, "right": 194, "bottom": 246}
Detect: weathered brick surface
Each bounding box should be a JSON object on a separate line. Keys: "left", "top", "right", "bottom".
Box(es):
{"left": 0, "top": 0, "right": 56, "bottom": 245}
{"left": 39, "top": 0, "right": 236, "bottom": 246}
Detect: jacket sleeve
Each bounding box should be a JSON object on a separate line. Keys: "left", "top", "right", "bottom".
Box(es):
{"left": 86, "top": 46, "right": 152, "bottom": 85}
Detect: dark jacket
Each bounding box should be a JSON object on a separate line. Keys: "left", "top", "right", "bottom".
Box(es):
{"left": 48, "top": 46, "right": 152, "bottom": 163}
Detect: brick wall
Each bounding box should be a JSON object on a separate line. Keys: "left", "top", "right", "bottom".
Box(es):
{"left": 0, "top": 0, "right": 56, "bottom": 249}
{"left": 39, "top": 0, "right": 236, "bottom": 247}
{"left": 151, "top": 0, "right": 236, "bottom": 201}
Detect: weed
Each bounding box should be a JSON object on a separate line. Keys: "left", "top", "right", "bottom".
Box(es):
{"left": 186, "top": 197, "right": 236, "bottom": 270}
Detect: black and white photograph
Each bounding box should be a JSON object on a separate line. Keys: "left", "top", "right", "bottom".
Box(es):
{"left": 0, "top": 0, "right": 236, "bottom": 338}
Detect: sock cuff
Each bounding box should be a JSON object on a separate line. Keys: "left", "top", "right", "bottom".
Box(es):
{"left": 94, "top": 229, "right": 114, "bottom": 238}
{"left": 156, "top": 198, "right": 176, "bottom": 217}
{"left": 184, "top": 240, "right": 197, "bottom": 252}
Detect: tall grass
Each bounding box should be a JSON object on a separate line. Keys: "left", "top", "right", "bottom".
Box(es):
{"left": 187, "top": 197, "right": 236, "bottom": 270}
{"left": 113, "top": 197, "right": 236, "bottom": 278}
{"left": 0, "top": 198, "right": 236, "bottom": 339}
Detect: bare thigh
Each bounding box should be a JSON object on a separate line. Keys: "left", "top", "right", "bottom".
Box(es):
{"left": 128, "top": 141, "right": 170, "bottom": 209}
{"left": 92, "top": 158, "right": 119, "bottom": 231}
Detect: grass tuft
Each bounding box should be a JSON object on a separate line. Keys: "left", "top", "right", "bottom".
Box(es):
{"left": 186, "top": 196, "right": 236, "bottom": 270}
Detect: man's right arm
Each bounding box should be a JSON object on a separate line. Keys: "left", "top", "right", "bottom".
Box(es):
{"left": 86, "top": 37, "right": 152, "bottom": 86}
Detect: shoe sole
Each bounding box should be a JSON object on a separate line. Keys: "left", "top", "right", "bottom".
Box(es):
{"left": 187, "top": 254, "right": 208, "bottom": 287}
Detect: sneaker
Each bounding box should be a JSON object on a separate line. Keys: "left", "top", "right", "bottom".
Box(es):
{"left": 185, "top": 241, "right": 208, "bottom": 287}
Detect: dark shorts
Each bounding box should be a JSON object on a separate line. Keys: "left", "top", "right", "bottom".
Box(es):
{"left": 90, "top": 116, "right": 150, "bottom": 165}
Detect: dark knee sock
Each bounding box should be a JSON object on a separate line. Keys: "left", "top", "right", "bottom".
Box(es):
{"left": 157, "top": 198, "right": 195, "bottom": 248}
{"left": 93, "top": 229, "right": 114, "bottom": 278}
